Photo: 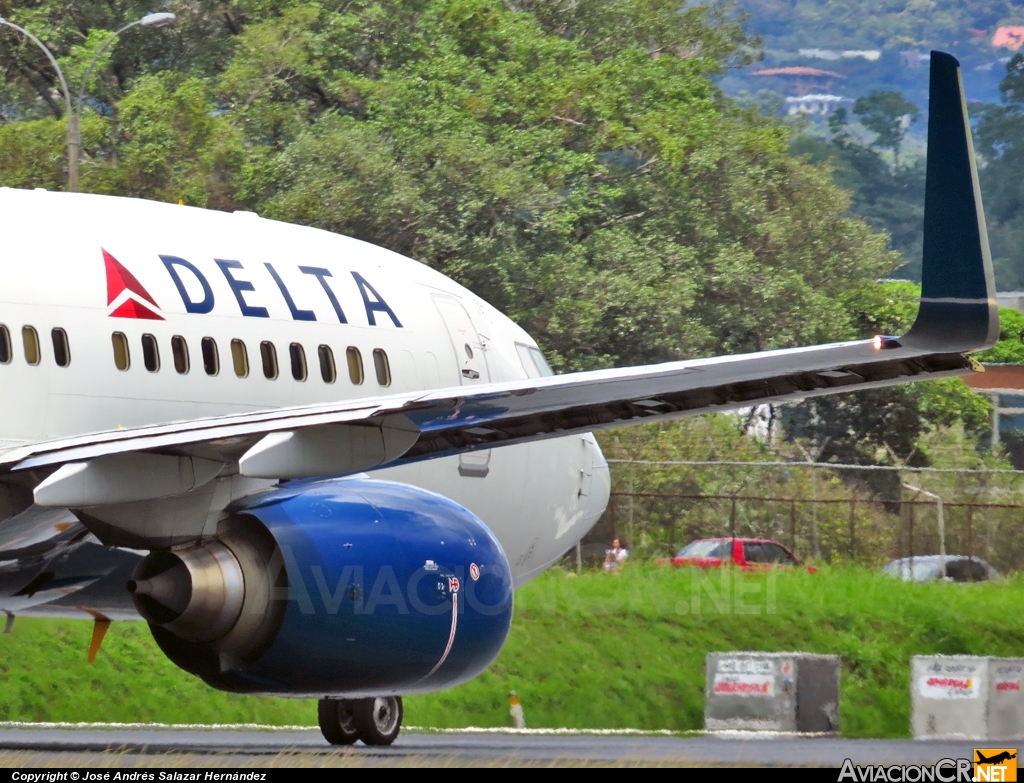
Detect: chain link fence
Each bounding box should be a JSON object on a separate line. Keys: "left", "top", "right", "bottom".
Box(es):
{"left": 591, "top": 460, "right": 1024, "bottom": 573}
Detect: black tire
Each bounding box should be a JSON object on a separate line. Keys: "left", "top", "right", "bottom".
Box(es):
{"left": 318, "top": 698, "right": 359, "bottom": 745}
{"left": 352, "top": 696, "right": 403, "bottom": 746}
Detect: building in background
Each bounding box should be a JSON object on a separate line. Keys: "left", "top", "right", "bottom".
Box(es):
{"left": 964, "top": 366, "right": 1024, "bottom": 468}
{"left": 784, "top": 94, "right": 851, "bottom": 115}
{"left": 799, "top": 49, "right": 881, "bottom": 62}
{"left": 964, "top": 294, "right": 1024, "bottom": 467}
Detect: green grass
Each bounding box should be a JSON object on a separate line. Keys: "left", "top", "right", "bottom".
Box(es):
{"left": 1, "top": 565, "right": 1021, "bottom": 737}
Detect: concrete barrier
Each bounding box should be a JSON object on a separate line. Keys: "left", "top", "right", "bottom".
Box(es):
{"left": 704, "top": 652, "right": 840, "bottom": 733}
{"left": 988, "top": 658, "right": 1024, "bottom": 739}
{"left": 911, "top": 655, "right": 987, "bottom": 739}
{"left": 911, "top": 655, "right": 1024, "bottom": 739}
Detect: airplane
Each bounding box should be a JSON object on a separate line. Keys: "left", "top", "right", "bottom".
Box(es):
{"left": 977, "top": 751, "right": 1017, "bottom": 765}
{"left": 0, "top": 52, "right": 997, "bottom": 746}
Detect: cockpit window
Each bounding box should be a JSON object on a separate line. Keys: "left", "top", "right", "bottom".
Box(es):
{"left": 530, "top": 346, "right": 554, "bottom": 376}
{"left": 515, "top": 342, "right": 555, "bottom": 378}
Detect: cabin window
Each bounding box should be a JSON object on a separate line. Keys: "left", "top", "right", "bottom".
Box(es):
{"left": 318, "top": 345, "right": 336, "bottom": 384}
{"left": 373, "top": 348, "right": 391, "bottom": 387}
{"left": 0, "top": 326, "right": 10, "bottom": 365}
{"left": 51, "top": 328, "right": 70, "bottom": 368}
{"left": 22, "top": 326, "right": 39, "bottom": 366}
{"left": 141, "top": 334, "right": 160, "bottom": 372}
{"left": 290, "top": 343, "right": 307, "bottom": 382}
{"left": 231, "top": 339, "right": 249, "bottom": 378}
{"left": 346, "top": 346, "right": 364, "bottom": 385}
{"left": 260, "top": 341, "right": 278, "bottom": 379}
{"left": 201, "top": 337, "right": 219, "bottom": 376}
{"left": 111, "top": 332, "right": 130, "bottom": 371}
{"left": 171, "top": 335, "right": 189, "bottom": 374}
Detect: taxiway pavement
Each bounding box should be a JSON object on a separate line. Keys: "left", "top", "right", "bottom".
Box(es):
{"left": 0, "top": 727, "right": 985, "bottom": 765}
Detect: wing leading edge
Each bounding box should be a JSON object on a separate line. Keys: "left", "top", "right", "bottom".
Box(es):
{"left": 7, "top": 51, "right": 997, "bottom": 488}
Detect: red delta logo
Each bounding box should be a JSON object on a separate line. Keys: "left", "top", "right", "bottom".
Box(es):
{"left": 103, "top": 249, "right": 164, "bottom": 320}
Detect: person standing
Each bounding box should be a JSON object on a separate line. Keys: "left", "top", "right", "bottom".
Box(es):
{"left": 604, "top": 538, "right": 629, "bottom": 571}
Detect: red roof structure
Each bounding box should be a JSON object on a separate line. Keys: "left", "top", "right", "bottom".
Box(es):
{"left": 751, "top": 66, "right": 846, "bottom": 96}
{"left": 963, "top": 365, "right": 1024, "bottom": 391}
{"left": 993, "top": 27, "right": 1024, "bottom": 51}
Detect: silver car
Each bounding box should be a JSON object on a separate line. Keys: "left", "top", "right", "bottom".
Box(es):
{"left": 880, "top": 555, "right": 1000, "bottom": 583}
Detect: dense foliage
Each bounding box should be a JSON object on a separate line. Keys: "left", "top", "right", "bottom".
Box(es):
{"left": 789, "top": 107, "right": 926, "bottom": 278}
{"left": 0, "top": 0, "right": 904, "bottom": 374}
{"left": 976, "top": 54, "right": 1024, "bottom": 291}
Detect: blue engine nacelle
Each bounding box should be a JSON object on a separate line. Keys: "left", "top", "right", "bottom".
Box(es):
{"left": 128, "top": 479, "right": 513, "bottom": 697}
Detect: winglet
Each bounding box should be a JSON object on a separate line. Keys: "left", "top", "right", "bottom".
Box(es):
{"left": 903, "top": 51, "right": 998, "bottom": 352}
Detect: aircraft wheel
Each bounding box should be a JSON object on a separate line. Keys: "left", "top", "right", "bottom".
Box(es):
{"left": 352, "top": 695, "right": 403, "bottom": 746}
{"left": 318, "top": 697, "right": 359, "bottom": 745}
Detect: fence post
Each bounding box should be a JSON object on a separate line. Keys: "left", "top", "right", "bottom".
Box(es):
{"left": 936, "top": 494, "right": 946, "bottom": 579}
{"left": 908, "top": 501, "right": 915, "bottom": 566}
{"left": 790, "top": 500, "right": 797, "bottom": 554}
{"left": 811, "top": 468, "right": 821, "bottom": 559}
{"left": 896, "top": 498, "right": 903, "bottom": 561}
{"left": 967, "top": 504, "right": 974, "bottom": 559}
{"left": 903, "top": 483, "right": 945, "bottom": 579}
{"left": 849, "top": 498, "right": 856, "bottom": 561}
{"left": 628, "top": 460, "right": 635, "bottom": 551}
{"left": 730, "top": 496, "right": 737, "bottom": 542}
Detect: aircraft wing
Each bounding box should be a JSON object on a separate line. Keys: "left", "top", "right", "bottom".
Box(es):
{"left": 3, "top": 52, "right": 998, "bottom": 498}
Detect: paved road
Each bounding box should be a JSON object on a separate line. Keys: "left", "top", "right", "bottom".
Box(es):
{"left": 0, "top": 728, "right": 987, "bottom": 765}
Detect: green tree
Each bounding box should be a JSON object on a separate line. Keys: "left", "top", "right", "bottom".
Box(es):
{"left": 790, "top": 105, "right": 926, "bottom": 279}
{"left": 853, "top": 90, "right": 921, "bottom": 164}
{"left": 974, "top": 306, "right": 1024, "bottom": 364}
{"left": 975, "top": 54, "right": 1024, "bottom": 291}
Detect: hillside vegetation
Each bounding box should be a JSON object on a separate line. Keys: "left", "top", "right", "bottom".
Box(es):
{"left": 2, "top": 566, "right": 1022, "bottom": 738}
{"left": 739, "top": 0, "right": 1022, "bottom": 51}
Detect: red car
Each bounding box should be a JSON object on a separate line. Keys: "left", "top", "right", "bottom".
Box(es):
{"left": 659, "top": 538, "right": 817, "bottom": 573}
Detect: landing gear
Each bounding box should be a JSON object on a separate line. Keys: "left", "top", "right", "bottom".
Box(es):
{"left": 318, "top": 696, "right": 403, "bottom": 746}
{"left": 318, "top": 698, "right": 358, "bottom": 745}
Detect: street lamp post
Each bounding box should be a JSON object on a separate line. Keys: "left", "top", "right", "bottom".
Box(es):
{"left": 0, "top": 12, "right": 175, "bottom": 192}
{"left": 0, "top": 15, "right": 73, "bottom": 179}
{"left": 69, "top": 12, "right": 175, "bottom": 192}
{"left": 902, "top": 482, "right": 946, "bottom": 580}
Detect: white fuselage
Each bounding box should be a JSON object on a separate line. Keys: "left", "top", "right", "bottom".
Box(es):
{"left": 0, "top": 188, "right": 609, "bottom": 584}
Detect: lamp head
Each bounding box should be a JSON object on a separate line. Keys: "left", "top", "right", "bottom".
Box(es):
{"left": 140, "top": 12, "right": 176, "bottom": 28}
